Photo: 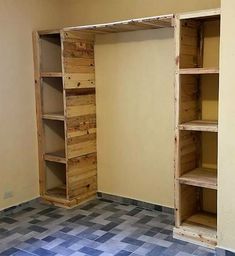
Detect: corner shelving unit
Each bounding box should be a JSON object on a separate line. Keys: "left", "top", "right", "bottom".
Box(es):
{"left": 174, "top": 9, "right": 220, "bottom": 248}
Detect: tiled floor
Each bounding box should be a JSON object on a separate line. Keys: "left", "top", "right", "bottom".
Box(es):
{"left": 0, "top": 199, "right": 215, "bottom": 256}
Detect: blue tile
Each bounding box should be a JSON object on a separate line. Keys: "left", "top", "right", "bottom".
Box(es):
{"left": 33, "top": 248, "right": 56, "bottom": 256}
{"left": 42, "top": 236, "right": 56, "bottom": 242}
{"left": 79, "top": 246, "right": 103, "bottom": 256}
{"left": 28, "top": 225, "right": 47, "bottom": 233}
{"left": 60, "top": 227, "right": 73, "bottom": 233}
{"left": 95, "top": 232, "right": 115, "bottom": 243}
{"left": 147, "top": 245, "right": 166, "bottom": 256}
{"left": 0, "top": 247, "right": 19, "bottom": 256}
{"left": 121, "top": 237, "right": 144, "bottom": 246}
{"left": 25, "top": 237, "right": 39, "bottom": 244}
{"left": 114, "top": 250, "right": 132, "bottom": 256}
{"left": 14, "top": 251, "right": 35, "bottom": 256}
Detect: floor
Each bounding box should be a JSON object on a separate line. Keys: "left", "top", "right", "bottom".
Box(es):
{"left": 0, "top": 199, "right": 215, "bottom": 256}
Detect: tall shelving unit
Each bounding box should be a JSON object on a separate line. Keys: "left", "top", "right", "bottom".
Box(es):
{"left": 33, "top": 30, "right": 97, "bottom": 208}
{"left": 174, "top": 9, "right": 220, "bottom": 248}
{"left": 33, "top": 15, "right": 174, "bottom": 208}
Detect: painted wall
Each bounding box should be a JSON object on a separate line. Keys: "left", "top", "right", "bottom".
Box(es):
{"left": 218, "top": 0, "right": 235, "bottom": 251}
{"left": 0, "top": 0, "right": 66, "bottom": 210}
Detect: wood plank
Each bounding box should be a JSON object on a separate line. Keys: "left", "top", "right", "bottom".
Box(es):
{"left": 64, "top": 14, "right": 174, "bottom": 33}
{"left": 179, "top": 68, "right": 219, "bottom": 74}
{"left": 46, "top": 185, "right": 66, "bottom": 199}
{"left": 179, "top": 168, "right": 217, "bottom": 189}
{"left": 179, "top": 8, "right": 220, "bottom": 20}
{"left": 42, "top": 112, "right": 64, "bottom": 121}
{"left": 44, "top": 150, "right": 66, "bottom": 164}
{"left": 41, "top": 72, "right": 63, "bottom": 77}
{"left": 33, "top": 31, "right": 46, "bottom": 196}
{"left": 64, "top": 73, "right": 95, "bottom": 89}
{"left": 179, "top": 120, "right": 218, "bottom": 132}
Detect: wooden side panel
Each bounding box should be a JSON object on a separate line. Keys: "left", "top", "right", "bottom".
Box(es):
{"left": 67, "top": 154, "right": 97, "bottom": 199}
{"left": 62, "top": 31, "right": 96, "bottom": 89}
{"left": 180, "top": 75, "right": 199, "bottom": 123}
{"left": 180, "top": 20, "right": 200, "bottom": 68}
{"left": 62, "top": 30, "right": 97, "bottom": 201}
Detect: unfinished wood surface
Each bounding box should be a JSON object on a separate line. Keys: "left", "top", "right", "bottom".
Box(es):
{"left": 179, "top": 120, "right": 218, "bottom": 132}
{"left": 33, "top": 31, "right": 46, "bottom": 196}
{"left": 44, "top": 150, "right": 66, "bottom": 164}
{"left": 42, "top": 112, "right": 64, "bottom": 121}
{"left": 40, "top": 72, "right": 63, "bottom": 77}
{"left": 64, "top": 73, "right": 95, "bottom": 89}
{"left": 46, "top": 185, "right": 66, "bottom": 199}
{"left": 179, "top": 68, "right": 219, "bottom": 74}
{"left": 64, "top": 14, "right": 174, "bottom": 33}
{"left": 180, "top": 75, "right": 199, "bottom": 123}
{"left": 179, "top": 8, "right": 220, "bottom": 20}
{"left": 179, "top": 168, "right": 217, "bottom": 190}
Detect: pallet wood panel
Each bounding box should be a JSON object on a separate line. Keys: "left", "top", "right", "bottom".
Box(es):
{"left": 179, "top": 168, "right": 217, "bottom": 189}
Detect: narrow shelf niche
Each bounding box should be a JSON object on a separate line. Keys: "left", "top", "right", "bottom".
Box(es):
{"left": 41, "top": 77, "right": 64, "bottom": 121}
{"left": 179, "top": 130, "right": 217, "bottom": 189}
{"left": 45, "top": 161, "right": 66, "bottom": 199}
{"left": 179, "top": 184, "right": 217, "bottom": 237}
{"left": 179, "top": 74, "right": 219, "bottom": 131}
{"left": 40, "top": 33, "right": 62, "bottom": 73}
{"left": 43, "top": 120, "right": 65, "bottom": 157}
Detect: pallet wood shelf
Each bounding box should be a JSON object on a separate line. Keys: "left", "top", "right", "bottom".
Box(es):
{"left": 179, "top": 120, "right": 218, "bottom": 132}
{"left": 42, "top": 112, "right": 64, "bottom": 121}
{"left": 174, "top": 8, "right": 220, "bottom": 248}
{"left": 46, "top": 185, "right": 66, "bottom": 199}
{"left": 179, "top": 168, "right": 217, "bottom": 190}
{"left": 179, "top": 68, "right": 219, "bottom": 75}
{"left": 40, "top": 72, "right": 63, "bottom": 78}
{"left": 44, "top": 150, "right": 66, "bottom": 164}
{"left": 174, "top": 212, "right": 217, "bottom": 248}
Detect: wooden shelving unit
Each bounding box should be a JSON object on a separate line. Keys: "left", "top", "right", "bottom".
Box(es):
{"left": 174, "top": 9, "right": 220, "bottom": 248}
{"left": 33, "top": 14, "right": 174, "bottom": 208}
{"left": 33, "top": 30, "right": 98, "bottom": 208}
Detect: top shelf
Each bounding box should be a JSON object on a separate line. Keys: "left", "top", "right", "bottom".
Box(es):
{"left": 179, "top": 68, "right": 219, "bottom": 75}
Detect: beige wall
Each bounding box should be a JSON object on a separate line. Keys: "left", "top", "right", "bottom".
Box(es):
{"left": 0, "top": 0, "right": 67, "bottom": 210}
{"left": 95, "top": 29, "right": 175, "bottom": 206}
{"left": 218, "top": 0, "right": 235, "bottom": 251}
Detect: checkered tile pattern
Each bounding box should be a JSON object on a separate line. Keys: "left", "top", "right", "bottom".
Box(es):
{"left": 0, "top": 199, "right": 215, "bottom": 256}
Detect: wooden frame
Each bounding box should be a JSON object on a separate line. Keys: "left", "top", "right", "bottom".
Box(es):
{"left": 173, "top": 8, "right": 220, "bottom": 248}
{"left": 33, "top": 14, "right": 174, "bottom": 208}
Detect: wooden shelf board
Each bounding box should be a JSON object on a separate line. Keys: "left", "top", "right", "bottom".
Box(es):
{"left": 64, "top": 14, "right": 174, "bottom": 33}
{"left": 42, "top": 112, "right": 64, "bottom": 121}
{"left": 179, "top": 68, "right": 219, "bottom": 75}
{"left": 179, "top": 168, "right": 217, "bottom": 190}
{"left": 46, "top": 185, "right": 66, "bottom": 199}
{"left": 179, "top": 120, "right": 218, "bottom": 132}
{"left": 173, "top": 212, "right": 217, "bottom": 248}
{"left": 40, "top": 72, "right": 63, "bottom": 78}
{"left": 44, "top": 150, "right": 66, "bottom": 164}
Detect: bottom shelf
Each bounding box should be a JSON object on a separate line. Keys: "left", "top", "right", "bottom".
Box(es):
{"left": 46, "top": 185, "right": 67, "bottom": 199}
{"left": 174, "top": 212, "right": 217, "bottom": 248}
